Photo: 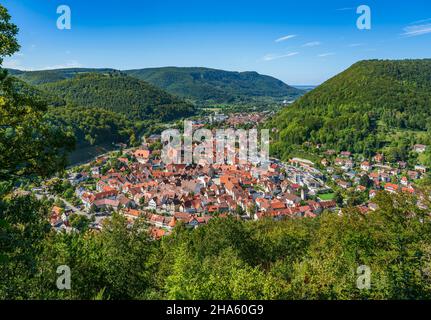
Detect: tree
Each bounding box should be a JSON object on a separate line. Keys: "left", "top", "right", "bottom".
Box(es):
{"left": 235, "top": 205, "right": 244, "bottom": 216}
{"left": 0, "top": 5, "right": 19, "bottom": 65}
{"left": 0, "top": 4, "right": 73, "bottom": 298}
{"left": 334, "top": 191, "right": 344, "bottom": 206}
{"left": 359, "top": 174, "right": 373, "bottom": 188}
{"left": 69, "top": 214, "right": 91, "bottom": 233}
{"left": 1, "top": 63, "right": 75, "bottom": 186}
{"left": 139, "top": 197, "right": 146, "bottom": 207}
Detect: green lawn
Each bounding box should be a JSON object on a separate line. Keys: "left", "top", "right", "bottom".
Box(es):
{"left": 318, "top": 193, "right": 335, "bottom": 201}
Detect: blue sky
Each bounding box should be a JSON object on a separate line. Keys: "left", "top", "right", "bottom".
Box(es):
{"left": 2, "top": 0, "right": 431, "bottom": 84}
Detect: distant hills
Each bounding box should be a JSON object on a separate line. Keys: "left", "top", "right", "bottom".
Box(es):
{"left": 9, "top": 67, "right": 304, "bottom": 106}
{"left": 268, "top": 59, "right": 431, "bottom": 159}
{"left": 124, "top": 67, "right": 304, "bottom": 104}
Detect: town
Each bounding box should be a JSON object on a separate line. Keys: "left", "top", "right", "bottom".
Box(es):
{"left": 32, "top": 112, "right": 429, "bottom": 239}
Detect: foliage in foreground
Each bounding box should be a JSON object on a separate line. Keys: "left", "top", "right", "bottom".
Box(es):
{"left": 1, "top": 192, "right": 431, "bottom": 300}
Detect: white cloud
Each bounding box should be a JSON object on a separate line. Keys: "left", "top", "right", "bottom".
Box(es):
{"left": 275, "top": 34, "right": 297, "bottom": 43}
{"left": 263, "top": 52, "right": 299, "bottom": 61}
{"left": 303, "top": 41, "right": 321, "bottom": 47}
{"left": 317, "top": 52, "right": 335, "bottom": 57}
{"left": 401, "top": 23, "right": 431, "bottom": 37}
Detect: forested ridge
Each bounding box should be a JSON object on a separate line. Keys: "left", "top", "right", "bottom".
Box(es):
{"left": 7, "top": 68, "right": 116, "bottom": 85}
{"left": 124, "top": 67, "right": 304, "bottom": 105}
{"left": 268, "top": 59, "right": 431, "bottom": 159}
{"left": 39, "top": 72, "right": 196, "bottom": 121}
{"left": 9, "top": 66, "right": 304, "bottom": 106}
{"left": 6, "top": 70, "right": 196, "bottom": 158}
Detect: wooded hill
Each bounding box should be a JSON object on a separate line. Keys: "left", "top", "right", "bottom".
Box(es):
{"left": 124, "top": 67, "right": 304, "bottom": 105}
{"left": 38, "top": 72, "right": 196, "bottom": 122}
{"left": 268, "top": 59, "right": 431, "bottom": 160}
{"left": 9, "top": 66, "right": 304, "bottom": 106}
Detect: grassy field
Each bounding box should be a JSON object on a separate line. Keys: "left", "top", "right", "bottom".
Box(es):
{"left": 318, "top": 193, "right": 335, "bottom": 201}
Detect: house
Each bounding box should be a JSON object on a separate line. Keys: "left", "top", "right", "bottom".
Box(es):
{"left": 415, "top": 165, "right": 427, "bottom": 174}
{"left": 337, "top": 180, "right": 351, "bottom": 189}
{"left": 93, "top": 198, "right": 120, "bottom": 210}
{"left": 342, "top": 160, "right": 354, "bottom": 171}
{"left": 402, "top": 186, "right": 415, "bottom": 194}
{"left": 50, "top": 206, "right": 64, "bottom": 227}
{"left": 413, "top": 144, "right": 427, "bottom": 153}
{"left": 283, "top": 193, "right": 301, "bottom": 207}
{"left": 150, "top": 227, "right": 166, "bottom": 240}
{"left": 361, "top": 161, "right": 371, "bottom": 172}
{"left": 147, "top": 134, "right": 161, "bottom": 144}
{"left": 134, "top": 149, "right": 151, "bottom": 164}
{"left": 384, "top": 183, "right": 399, "bottom": 194}
{"left": 270, "top": 199, "right": 286, "bottom": 211}
{"left": 400, "top": 176, "right": 409, "bottom": 186}
{"left": 334, "top": 158, "right": 345, "bottom": 166}
{"left": 408, "top": 170, "right": 420, "bottom": 180}
{"left": 148, "top": 198, "right": 157, "bottom": 210}
{"left": 340, "top": 151, "right": 351, "bottom": 158}
{"left": 357, "top": 205, "right": 370, "bottom": 215}
{"left": 356, "top": 185, "right": 366, "bottom": 192}
{"left": 148, "top": 214, "right": 167, "bottom": 228}
{"left": 380, "top": 173, "right": 391, "bottom": 183}
{"left": 122, "top": 208, "right": 141, "bottom": 220}
{"left": 68, "top": 172, "right": 88, "bottom": 186}
{"left": 319, "top": 200, "right": 337, "bottom": 211}
{"left": 398, "top": 161, "right": 407, "bottom": 169}
{"left": 373, "top": 153, "right": 384, "bottom": 163}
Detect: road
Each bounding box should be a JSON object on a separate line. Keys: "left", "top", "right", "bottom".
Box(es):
{"left": 34, "top": 191, "right": 90, "bottom": 218}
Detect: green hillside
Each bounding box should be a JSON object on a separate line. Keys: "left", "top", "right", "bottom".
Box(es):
{"left": 125, "top": 67, "right": 304, "bottom": 104}
{"left": 4, "top": 71, "right": 194, "bottom": 164}
{"left": 10, "top": 67, "right": 304, "bottom": 106}
{"left": 268, "top": 59, "right": 431, "bottom": 159}
{"left": 8, "top": 68, "right": 116, "bottom": 85}
{"left": 45, "top": 106, "right": 137, "bottom": 148}
{"left": 39, "top": 72, "right": 196, "bottom": 121}
{"left": 8, "top": 75, "right": 65, "bottom": 106}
